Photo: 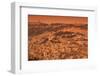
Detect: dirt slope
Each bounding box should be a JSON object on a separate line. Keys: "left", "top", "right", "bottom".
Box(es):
{"left": 28, "top": 22, "right": 88, "bottom": 60}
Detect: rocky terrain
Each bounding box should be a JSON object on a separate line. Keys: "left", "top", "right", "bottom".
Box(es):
{"left": 28, "top": 22, "right": 88, "bottom": 60}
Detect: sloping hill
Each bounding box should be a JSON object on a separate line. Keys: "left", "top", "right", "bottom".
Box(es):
{"left": 28, "top": 22, "right": 88, "bottom": 60}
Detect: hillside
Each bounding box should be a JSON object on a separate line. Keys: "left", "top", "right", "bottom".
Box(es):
{"left": 28, "top": 22, "right": 88, "bottom": 60}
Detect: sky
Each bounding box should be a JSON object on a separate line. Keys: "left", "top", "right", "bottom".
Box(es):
{"left": 28, "top": 15, "right": 88, "bottom": 24}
